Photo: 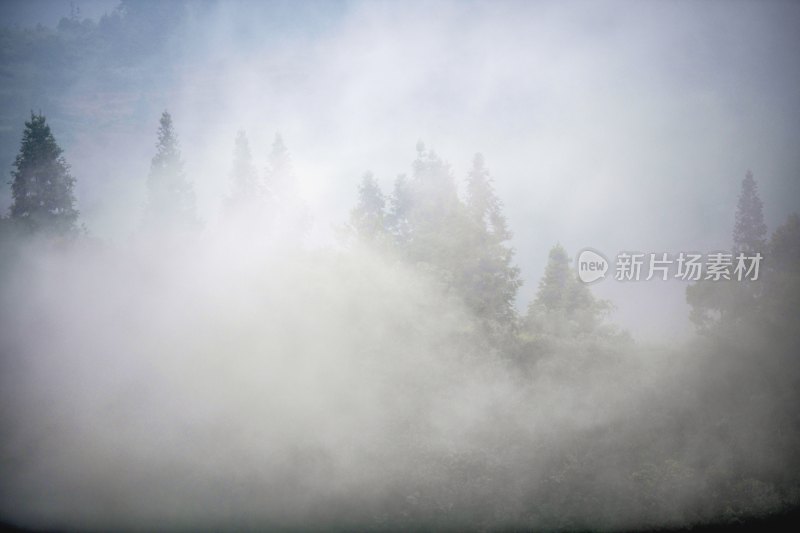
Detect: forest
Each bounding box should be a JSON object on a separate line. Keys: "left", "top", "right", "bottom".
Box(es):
{"left": 1, "top": 1, "right": 799, "bottom": 531}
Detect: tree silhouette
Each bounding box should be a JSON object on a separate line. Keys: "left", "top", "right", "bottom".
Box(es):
{"left": 227, "top": 130, "right": 259, "bottom": 205}
{"left": 462, "top": 153, "right": 521, "bottom": 338}
{"left": 525, "top": 244, "right": 609, "bottom": 339}
{"left": 687, "top": 171, "right": 768, "bottom": 332}
{"left": 144, "top": 111, "right": 197, "bottom": 232}
{"left": 9, "top": 112, "right": 79, "bottom": 235}
{"left": 733, "top": 170, "right": 767, "bottom": 254}
{"left": 349, "top": 172, "right": 388, "bottom": 246}
{"left": 351, "top": 144, "right": 522, "bottom": 344}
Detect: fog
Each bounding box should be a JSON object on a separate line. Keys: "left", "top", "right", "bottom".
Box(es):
{"left": 0, "top": 231, "right": 743, "bottom": 531}
{"left": 1, "top": 1, "right": 799, "bottom": 531}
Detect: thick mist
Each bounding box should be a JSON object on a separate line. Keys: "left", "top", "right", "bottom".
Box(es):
{"left": 0, "top": 231, "right": 765, "bottom": 531}
{"left": 1, "top": 1, "right": 800, "bottom": 531}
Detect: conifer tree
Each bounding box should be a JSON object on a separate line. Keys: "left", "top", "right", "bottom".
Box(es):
{"left": 462, "top": 154, "right": 521, "bottom": 334}
{"left": 227, "top": 130, "right": 259, "bottom": 205}
{"left": 395, "top": 145, "right": 522, "bottom": 341}
{"left": 466, "top": 153, "right": 510, "bottom": 241}
{"left": 144, "top": 111, "right": 197, "bottom": 231}
{"left": 9, "top": 112, "right": 79, "bottom": 235}
{"left": 526, "top": 244, "right": 609, "bottom": 337}
{"left": 347, "top": 144, "right": 525, "bottom": 344}
{"left": 350, "top": 172, "right": 388, "bottom": 246}
{"left": 263, "top": 133, "right": 309, "bottom": 238}
{"left": 264, "top": 134, "right": 292, "bottom": 201}
{"left": 733, "top": 170, "right": 767, "bottom": 254}
{"left": 222, "top": 130, "right": 266, "bottom": 229}
{"left": 387, "top": 174, "right": 412, "bottom": 246}
{"left": 687, "top": 171, "right": 768, "bottom": 332}
{"left": 402, "top": 143, "right": 463, "bottom": 269}
{"left": 534, "top": 244, "right": 572, "bottom": 313}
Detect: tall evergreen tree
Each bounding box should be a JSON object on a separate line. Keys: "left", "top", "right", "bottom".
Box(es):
{"left": 526, "top": 244, "right": 609, "bottom": 337}
{"left": 762, "top": 213, "right": 800, "bottom": 329}
{"left": 733, "top": 170, "right": 767, "bottom": 254}
{"left": 466, "top": 153, "right": 510, "bottom": 241}
{"left": 144, "top": 111, "right": 197, "bottom": 231}
{"left": 409, "top": 142, "right": 461, "bottom": 230}
{"left": 534, "top": 244, "right": 572, "bottom": 313}
{"left": 462, "top": 154, "right": 521, "bottom": 335}
{"left": 9, "top": 112, "right": 79, "bottom": 235}
{"left": 346, "top": 144, "right": 525, "bottom": 345}
{"left": 263, "top": 133, "right": 309, "bottom": 239}
{"left": 349, "top": 172, "right": 388, "bottom": 246}
{"left": 228, "top": 130, "right": 258, "bottom": 204}
{"left": 402, "top": 143, "right": 464, "bottom": 269}
{"left": 687, "top": 170, "right": 768, "bottom": 332}
{"left": 387, "top": 174, "right": 412, "bottom": 246}
{"left": 391, "top": 145, "right": 522, "bottom": 341}
{"left": 223, "top": 130, "right": 268, "bottom": 230}
{"left": 264, "top": 133, "right": 292, "bottom": 201}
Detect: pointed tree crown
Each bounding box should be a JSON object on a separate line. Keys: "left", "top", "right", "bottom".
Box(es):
{"left": 145, "top": 111, "right": 197, "bottom": 230}
{"left": 350, "top": 172, "right": 387, "bottom": 244}
{"left": 733, "top": 170, "right": 767, "bottom": 253}
{"left": 10, "top": 112, "right": 79, "bottom": 235}
{"left": 535, "top": 244, "right": 572, "bottom": 312}
{"left": 265, "top": 133, "right": 293, "bottom": 198}
{"left": 229, "top": 130, "right": 258, "bottom": 201}
{"left": 466, "top": 153, "right": 511, "bottom": 242}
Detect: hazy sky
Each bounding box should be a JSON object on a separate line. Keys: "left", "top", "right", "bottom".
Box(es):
{"left": 2, "top": 0, "right": 799, "bottom": 339}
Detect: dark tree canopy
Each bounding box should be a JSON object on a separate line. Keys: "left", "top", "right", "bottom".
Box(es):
{"left": 757, "top": 213, "right": 800, "bottom": 334}
{"left": 9, "top": 112, "right": 79, "bottom": 235}
{"left": 687, "top": 170, "right": 769, "bottom": 332}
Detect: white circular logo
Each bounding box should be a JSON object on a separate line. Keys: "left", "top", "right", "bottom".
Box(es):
{"left": 577, "top": 248, "right": 609, "bottom": 284}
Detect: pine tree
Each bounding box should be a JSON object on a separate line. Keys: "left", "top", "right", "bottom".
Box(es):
{"left": 466, "top": 153, "right": 510, "bottom": 241}
{"left": 264, "top": 133, "right": 292, "bottom": 201}
{"left": 409, "top": 142, "right": 461, "bottom": 231}
{"left": 9, "top": 112, "right": 79, "bottom": 235}
{"left": 761, "top": 214, "right": 800, "bottom": 329}
{"left": 733, "top": 170, "right": 767, "bottom": 254}
{"left": 144, "top": 111, "right": 197, "bottom": 232}
{"left": 223, "top": 130, "right": 267, "bottom": 231}
{"left": 527, "top": 244, "right": 609, "bottom": 337}
{"left": 350, "top": 172, "right": 388, "bottom": 246}
{"left": 228, "top": 130, "right": 259, "bottom": 204}
{"left": 346, "top": 144, "right": 524, "bottom": 346}
{"left": 387, "top": 174, "right": 412, "bottom": 246}
{"left": 687, "top": 171, "right": 768, "bottom": 332}
{"left": 401, "top": 143, "right": 463, "bottom": 270}
{"left": 462, "top": 154, "right": 521, "bottom": 334}
{"left": 390, "top": 145, "right": 522, "bottom": 342}
{"left": 534, "top": 244, "right": 571, "bottom": 313}
{"left": 263, "top": 133, "right": 309, "bottom": 238}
